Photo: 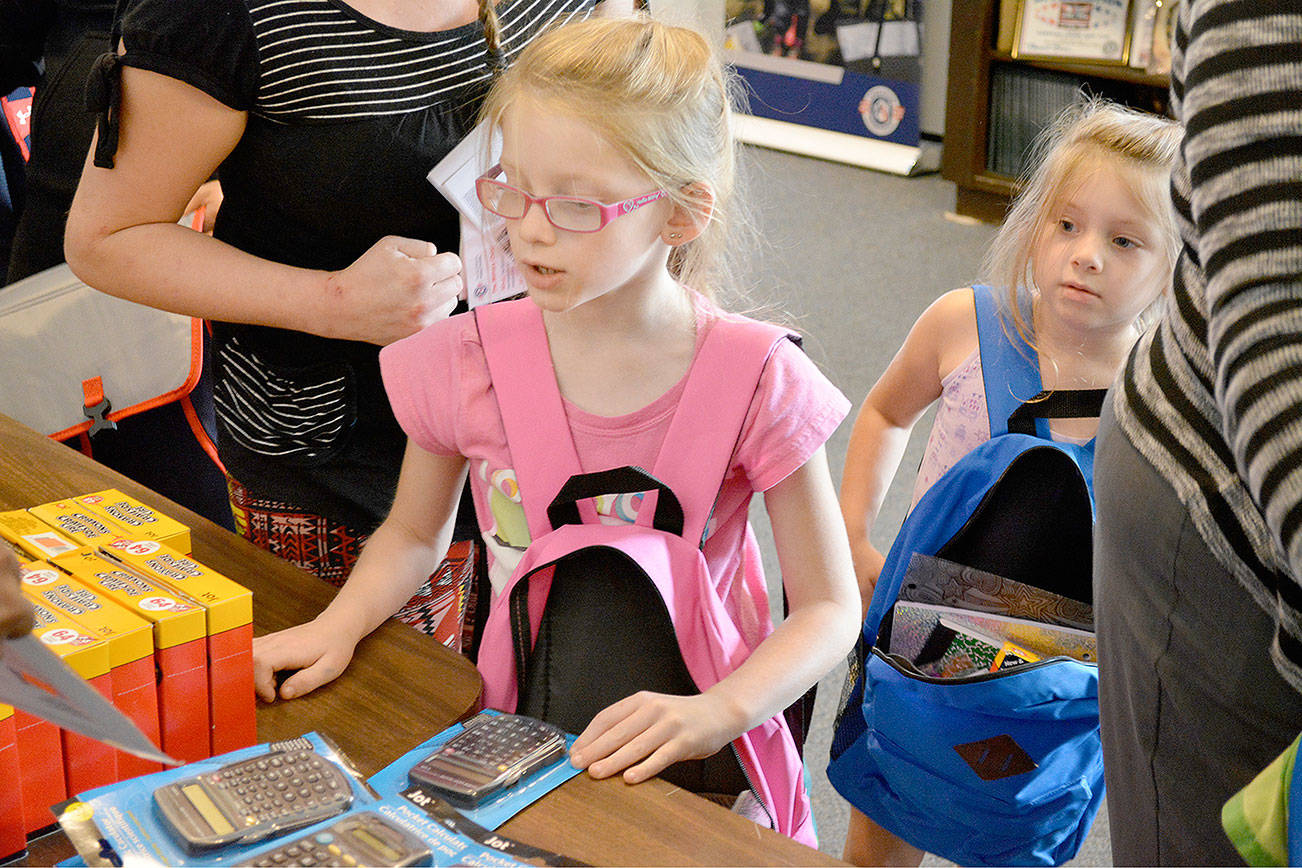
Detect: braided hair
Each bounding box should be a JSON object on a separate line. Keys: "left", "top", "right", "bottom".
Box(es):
{"left": 477, "top": 0, "right": 505, "bottom": 72}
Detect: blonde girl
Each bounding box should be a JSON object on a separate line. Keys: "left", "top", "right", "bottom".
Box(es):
{"left": 836, "top": 98, "right": 1180, "bottom": 865}
{"left": 254, "top": 14, "right": 860, "bottom": 846}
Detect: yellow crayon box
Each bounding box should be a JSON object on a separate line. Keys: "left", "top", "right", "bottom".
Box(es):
{"left": 0, "top": 509, "right": 81, "bottom": 561}
{"left": 95, "top": 539, "right": 255, "bottom": 755}
{"left": 53, "top": 548, "right": 211, "bottom": 764}
{"left": 21, "top": 562, "right": 162, "bottom": 781}
{"left": 69, "top": 489, "right": 191, "bottom": 554}
{"left": 27, "top": 601, "right": 116, "bottom": 796}
{"left": 26, "top": 499, "right": 121, "bottom": 549}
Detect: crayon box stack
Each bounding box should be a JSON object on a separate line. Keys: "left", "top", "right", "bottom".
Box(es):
{"left": 0, "top": 488, "right": 254, "bottom": 856}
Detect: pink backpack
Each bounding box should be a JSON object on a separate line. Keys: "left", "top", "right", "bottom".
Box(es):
{"left": 472, "top": 299, "right": 815, "bottom": 846}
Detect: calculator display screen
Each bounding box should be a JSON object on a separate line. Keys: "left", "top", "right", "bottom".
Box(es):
{"left": 182, "top": 784, "right": 234, "bottom": 834}
{"left": 351, "top": 827, "right": 401, "bottom": 861}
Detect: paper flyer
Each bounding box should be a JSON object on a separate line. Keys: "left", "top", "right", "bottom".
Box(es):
{"left": 0, "top": 633, "right": 176, "bottom": 765}
{"left": 426, "top": 121, "right": 526, "bottom": 308}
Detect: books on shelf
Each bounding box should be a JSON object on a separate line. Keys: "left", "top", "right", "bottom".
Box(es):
{"left": 985, "top": 63, "right": 1084, "bottom": 179}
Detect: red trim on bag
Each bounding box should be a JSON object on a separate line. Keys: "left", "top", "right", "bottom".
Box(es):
{"left": 49, "top": 317, "right": 205, "bottom": 442}
{"left": 1, "top": 90, "right": 33, "bottom": 162}
{"left": 181, "top": 392, "right": 226, "bottom": 475}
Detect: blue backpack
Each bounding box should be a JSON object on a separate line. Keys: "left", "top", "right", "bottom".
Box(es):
{"left": 827, "top": 286, "right": 1106, "bottom": 866}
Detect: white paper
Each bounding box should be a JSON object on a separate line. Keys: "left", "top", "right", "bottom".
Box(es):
{"left": 836, "top": 20, "right": 921, "bottom": 61}
{"left": 427, "top": 122, "right": 525, "bottom": 308}
{"left": 0, "top": 633, "right": 178, "bottom": 765}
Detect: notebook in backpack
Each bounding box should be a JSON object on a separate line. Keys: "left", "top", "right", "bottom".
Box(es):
{"left": 827, "top": 285, "right": 1107, "bottom": 867}
{"left": 472, "top": 299, "right": 816, "bottom": 846}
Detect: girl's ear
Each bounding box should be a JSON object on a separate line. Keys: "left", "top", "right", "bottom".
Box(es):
{"left": 661, "top": 182, "right": 714, "bottom": 246}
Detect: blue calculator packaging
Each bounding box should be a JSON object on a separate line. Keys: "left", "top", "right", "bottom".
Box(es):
{"left": 56, "top": 717, "right": 583, "bottom": 867}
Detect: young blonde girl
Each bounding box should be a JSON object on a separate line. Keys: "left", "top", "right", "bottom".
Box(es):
{"left": 253, "top": 14, "right": 860, "bottom": 845}
{"left": 836, "top": 99, "right": 1181, "bottom": 866}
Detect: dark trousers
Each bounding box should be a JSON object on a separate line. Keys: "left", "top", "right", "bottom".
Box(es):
{"left": 1094, "top": 397, "right": 1302, "bottom": 865}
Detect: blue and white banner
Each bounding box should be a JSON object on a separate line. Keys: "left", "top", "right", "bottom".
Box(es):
{"left": 724, "top": 1, "right": 923, "bottom": 149}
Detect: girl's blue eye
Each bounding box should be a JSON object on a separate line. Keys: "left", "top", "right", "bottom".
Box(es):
{"left": 1059, "top": 219, "right": 1075, "bottom": 232}
{"left": 1113, "top": 236, "right": 1136, "bottom": 249}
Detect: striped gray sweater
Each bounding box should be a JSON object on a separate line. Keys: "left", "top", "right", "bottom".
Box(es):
{"left": 1113, "top": 0, "right": 1302, "bottom": 689}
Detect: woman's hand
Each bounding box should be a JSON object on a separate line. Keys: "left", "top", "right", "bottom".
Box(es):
{"left": 251, "top": 618, "right": 362, "bottom": 702}
{"left": 324, "top": 236, "right": 463, "bottom": 345}
{"left": 0, "top": 548, "right": 33, "bottom": 639}
{"left": 568, "top": 690, "right": 745, "bottom": 784}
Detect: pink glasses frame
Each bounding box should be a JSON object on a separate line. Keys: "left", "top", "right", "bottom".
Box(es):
{"left": 475, "top": 164, "right": 668, "bottom": 233}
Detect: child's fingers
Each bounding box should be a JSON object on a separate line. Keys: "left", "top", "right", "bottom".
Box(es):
{"left": 251, "top": 634, "right": 298, "bottom": 702}
{"left": 585, "top": 724, "right": 667, "bottom": 780}
{"left": 278, "top": 650, "right": 351, "bottom": 700}
{"left": 621, "top": 742, "right": 683, "bottom": 784}
{"left": 570, "top": 693, "right": 657, "bottom": 767}
{"left": 251, "top": 656, "right": 279, "bottom": 703}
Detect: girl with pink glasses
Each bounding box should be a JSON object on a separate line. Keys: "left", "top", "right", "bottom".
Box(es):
{"left": 254, "top": 14, "right": 860, "bottom": 842}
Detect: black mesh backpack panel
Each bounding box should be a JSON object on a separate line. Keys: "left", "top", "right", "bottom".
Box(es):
{"left": 512, "top": 547, "right": 749, "bottom": 798}
{"left": 935, "top": 445, "right": 1094, "bottom": 604}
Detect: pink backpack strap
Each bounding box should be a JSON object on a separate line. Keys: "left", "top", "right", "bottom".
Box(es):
{"left": 652, "top": 317, "right": 795, "bottom": 546}
{"left": 475, "top": 300, "right": 583, "bottom": 540}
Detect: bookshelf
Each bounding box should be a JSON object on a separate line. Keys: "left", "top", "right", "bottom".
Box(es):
{"left": 941, "top": 0, "right": 1171, "bottom": 223}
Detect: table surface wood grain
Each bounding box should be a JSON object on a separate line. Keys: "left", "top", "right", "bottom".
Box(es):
{"left": 3, "top": 413, "right": 843, "bottom": 866}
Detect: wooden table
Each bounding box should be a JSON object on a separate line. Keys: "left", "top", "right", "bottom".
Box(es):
{"left": 2, "top": 413, "right": 842, "bottom": 866}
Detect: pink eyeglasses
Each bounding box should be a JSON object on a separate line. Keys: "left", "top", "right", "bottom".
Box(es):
{"left": 475, "top": 164, "right": 667, "bottom": 233}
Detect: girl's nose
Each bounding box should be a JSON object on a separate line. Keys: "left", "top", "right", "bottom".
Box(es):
{"left": 1072, "top": 235, "right": 1105, "bottom": 271}
{"left": 516, "top": 199, "right": 555, "bottom": 244}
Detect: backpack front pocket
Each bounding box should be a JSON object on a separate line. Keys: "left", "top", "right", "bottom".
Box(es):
{"left": 855, "top": 649, "right": 1103, "bottom": 866}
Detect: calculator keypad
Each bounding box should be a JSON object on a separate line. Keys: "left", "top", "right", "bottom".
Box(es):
{"left": 439, "top": 719, "right": 558, "bottom": 773}
{"left": 239, "top": 811, "right": 431, "bottom": 868}
{"left": 244, "top": 829, "right": 357, "bottom": 866}
{"left": 154, "top": 748, "right": 355, "bottom": 852}
{"left": 207, "top": 750, "right": 350, "bottom": 826}
{"left": 408, "top": 713, "right": 567, "bottom": 807}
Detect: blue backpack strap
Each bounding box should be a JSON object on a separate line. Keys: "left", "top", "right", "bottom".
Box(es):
{"left": 476, "top": 300, "right": 583, "bottom": 540}
{"left": 652, "top": 316, "right": 794, "bottom": 546}
{"left": 973, "top": 284, "right": 1047, "bottom": 438}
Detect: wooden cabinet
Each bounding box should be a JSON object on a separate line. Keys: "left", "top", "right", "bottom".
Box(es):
{"left": 941, "top": 0, "right": 1170, "bottom": 223}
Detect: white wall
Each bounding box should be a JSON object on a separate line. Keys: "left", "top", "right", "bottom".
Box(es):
{"left": 918, "top": 0, "right": 949, "bottom": 136}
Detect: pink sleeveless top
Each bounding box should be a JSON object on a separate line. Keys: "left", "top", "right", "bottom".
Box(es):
{"left": 910, "top": 349, "right": 1091, "bottom": 509}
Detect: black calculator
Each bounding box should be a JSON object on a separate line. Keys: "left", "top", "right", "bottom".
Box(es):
{"left": 236, "top": 811, "right": 432, "bottom": 867}
{"left": 407, "top": 712, "right": 567, "bottom": 808}
{"left": 153, "top": 743, "right": 354, "bottom": 852}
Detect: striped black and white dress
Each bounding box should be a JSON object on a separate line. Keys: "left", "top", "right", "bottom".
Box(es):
{"left": 109, "top": 0, "right": 594, "bottom": 541}
{"left": 1110, "top": 0, "right": 1302, "bottom": 689}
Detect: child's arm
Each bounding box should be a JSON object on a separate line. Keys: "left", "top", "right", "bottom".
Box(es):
{"left": 251, "top": 442, "right": 468, "bottom": 701}
{"left": 569, "top": 447, "right": 860, "bottom": 784}
{"left": 840, "top": 287, "right": 975, "bottom": 612}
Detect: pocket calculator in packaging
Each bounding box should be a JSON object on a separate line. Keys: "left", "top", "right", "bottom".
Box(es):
{"left": 236, "top": 811, "right": 431, "bottom": 867}
{"left": 407, "top": 712, "right": 567, "bottom": 808}
{"left": 153, "top": 743, "right": 354, "bottom": 852}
